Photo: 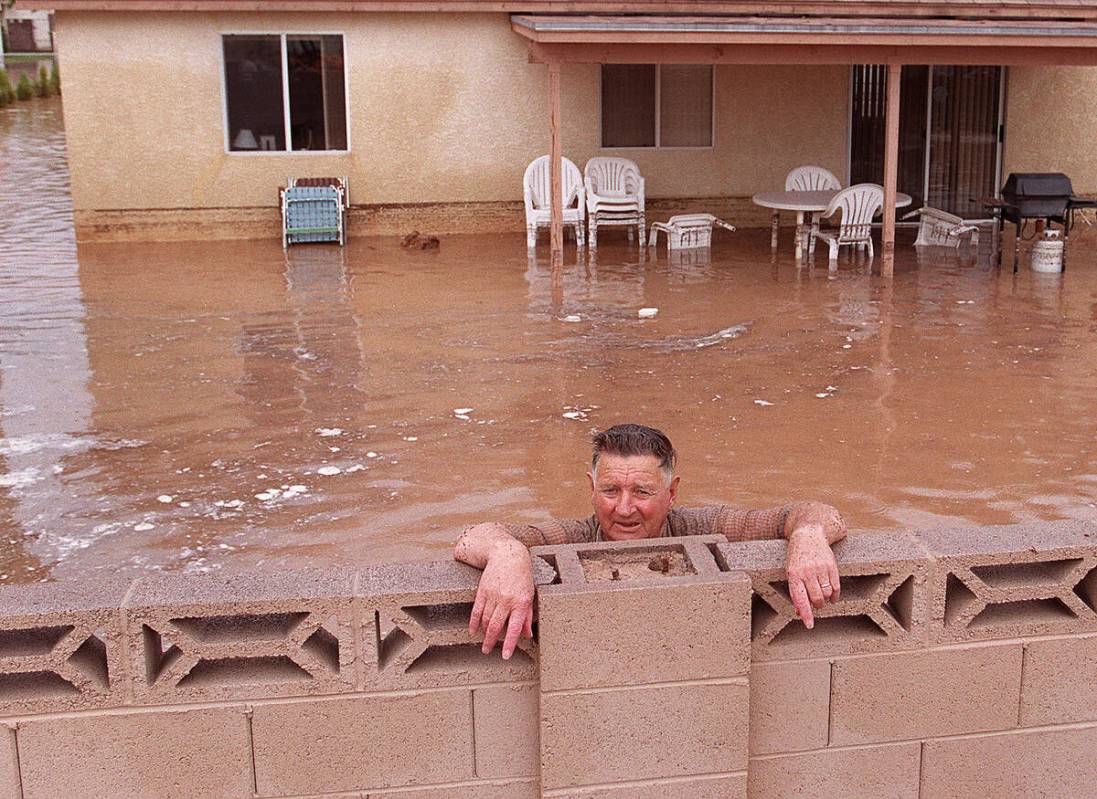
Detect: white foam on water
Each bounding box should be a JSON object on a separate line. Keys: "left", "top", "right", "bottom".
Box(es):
{"left": 318, "top": 466, "right": 342, "bottom": 476}
{"left": 0, "top": 467, "right": 41, "bottom": 489}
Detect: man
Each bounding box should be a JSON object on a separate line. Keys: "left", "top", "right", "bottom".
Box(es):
{"left": 454, "top": 423, "right": 847, "bottom": 660}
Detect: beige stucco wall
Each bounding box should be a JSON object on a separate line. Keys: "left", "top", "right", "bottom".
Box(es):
{"left": 1003, "top": 66, "right": 1097, "bottom": 194}
{"left": 54, "top": 11, "right": 850, "bottom": 216}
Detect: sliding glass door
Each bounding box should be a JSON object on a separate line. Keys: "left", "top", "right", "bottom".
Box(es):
{"left": 850, "top": 65, "right": 1003, "bottom": 218}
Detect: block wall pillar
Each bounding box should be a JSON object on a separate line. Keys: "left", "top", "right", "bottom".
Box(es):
{"left": 532, "top": 535, "right": 752, "bottom": 798}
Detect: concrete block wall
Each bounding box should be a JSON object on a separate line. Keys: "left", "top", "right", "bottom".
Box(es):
{"left": 721, "top": 520, "right": 1097, "bottom": 798}
{"left": 0, "top": 521, "right": 1095, "bottom": 797}
{"left": 0, "top": 560, "right": 554, "bottom": 798}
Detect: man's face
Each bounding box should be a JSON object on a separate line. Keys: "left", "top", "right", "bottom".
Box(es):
{"left": 588, "top": 453, "right": 679, "bottom": 541}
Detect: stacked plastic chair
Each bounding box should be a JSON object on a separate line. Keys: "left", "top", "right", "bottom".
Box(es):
{"left": 281, "top": 177, "right": 348, "bottom": 248}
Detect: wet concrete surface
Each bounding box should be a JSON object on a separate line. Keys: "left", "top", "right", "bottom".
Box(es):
{"left": 2, "top": 98, "right": 1096, "bottom": 583}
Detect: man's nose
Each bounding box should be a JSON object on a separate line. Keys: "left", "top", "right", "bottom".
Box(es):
{"left": 615, "top": 492, "right": 635, "bottom": 516}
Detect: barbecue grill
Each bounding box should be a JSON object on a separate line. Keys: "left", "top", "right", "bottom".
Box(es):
{"left": 983, "top": 172, "right": 1097, "bottom": 272}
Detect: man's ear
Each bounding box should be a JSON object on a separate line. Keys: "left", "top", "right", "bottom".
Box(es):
{"left": 668, "top": 474, "right": 681, "bottom": 505}
{"left": 587, "top": 471, "right": 595, "bottom": 493}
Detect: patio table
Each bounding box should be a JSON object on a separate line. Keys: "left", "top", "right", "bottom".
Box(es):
{"left": 753, "top": 189, "right": 912, "bottom": 260}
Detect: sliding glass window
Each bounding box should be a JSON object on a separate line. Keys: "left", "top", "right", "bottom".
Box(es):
{"left": 222, "top": 33, "right": 348, "bottom": 153}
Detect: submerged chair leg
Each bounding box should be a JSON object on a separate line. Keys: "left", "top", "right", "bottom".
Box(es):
{"left": 527, "top": 225, "right": 537, "bottom": 249}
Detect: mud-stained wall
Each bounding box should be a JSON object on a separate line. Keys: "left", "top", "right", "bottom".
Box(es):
{"left": 54, "top": 10, "right": 849, "bottom": 238}
{"left": 1, "top": 521, "right": 1096, "bottom": 797}
{"left": 1004, "top": 66, "right": 1097, "bottom": 194}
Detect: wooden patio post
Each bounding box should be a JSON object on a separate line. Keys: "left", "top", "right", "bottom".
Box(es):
{"left": 881, "top": 63, "right": 902, "bottom": 277}
{"left": 548, "top": 61, "right": 563, "bottom": 260}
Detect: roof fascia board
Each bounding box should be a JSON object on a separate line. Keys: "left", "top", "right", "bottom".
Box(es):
{"left": 524, "top": 40, "right": 1097, "bottom": 66}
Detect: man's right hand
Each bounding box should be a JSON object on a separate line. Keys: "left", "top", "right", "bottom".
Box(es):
{"left": 454, "top": 523, "right": 535, "bottom": 660}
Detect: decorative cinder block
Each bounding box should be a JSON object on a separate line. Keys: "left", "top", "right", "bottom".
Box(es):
{"left": 920, "top": 521, "right": 1097, "bottom": 643}
{"left": 123, "top": 569, "right": 356, "bottom": 704}
{"left": 749, "top": 659, "right": 831, "bottom": 755}
{"left": 715, "top": 532, "right": 930, "bottom": 661}
{"left": 473, "top": 683, "right": 539, "bottom": 779}
{"left": 250, "top": 691, "right": 474, "bottom": 796}
{"left": 829, "top": 643, "right": 1022, "bottom": 745}
{"left": 16, "top": 706, "right": 251, "bottom": 798}
{"left": 0, "top": 579, "right": 133, "bottom": 717}
{"left": 360, "top": 559, "right": 555, "bottom": 691}
{"left": 1019, "top": 633, "right": 1097, "bottom": 726}
{"left": 747, "top": 742, "right": 921, "bottom": 798}
{"left": 540, "top": 680, "right": 749, "bottom": 791}
{"left": 921, "top": 726, "right": 1097, "bottom": 798}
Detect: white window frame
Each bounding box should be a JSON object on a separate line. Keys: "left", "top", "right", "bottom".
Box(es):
{"left": 599, "top": 64, "right": 716, "bottom": 151}
{"left": 220, "top": 31, "right": 351, "bottom": 156}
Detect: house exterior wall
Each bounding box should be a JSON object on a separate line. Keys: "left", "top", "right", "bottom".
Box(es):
{"left": 53, "top": 10, "right": 849, "bottom": 240}
{"left": 51, "top": 10, "right": 1097, "bottom": 243}
{"left": 1003, "top": 66, "right": 1097, "bottom": 194}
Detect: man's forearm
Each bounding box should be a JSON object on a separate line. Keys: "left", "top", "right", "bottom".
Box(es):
{"left": 454, "top": 522, "right": 528, "bottom": 568}
{"left": 783, "top": 501, "right": 847, "bottom": 544}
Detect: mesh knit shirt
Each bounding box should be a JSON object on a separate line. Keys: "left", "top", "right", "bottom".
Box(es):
{"left": 503, "top": 504, "right": 794, "bottom": 547}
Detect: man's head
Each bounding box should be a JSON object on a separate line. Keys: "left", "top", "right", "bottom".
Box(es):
{"left": 588, "top": 424, "right": 680, "bottom": 541}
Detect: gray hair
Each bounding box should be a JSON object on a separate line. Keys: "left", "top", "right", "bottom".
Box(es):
{"left": 591, "top": 424, "right": 677, "bottom": 481}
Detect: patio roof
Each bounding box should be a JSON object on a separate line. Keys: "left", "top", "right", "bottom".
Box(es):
{"left": 511, "top": 14, "right": 1097, "bottom": 65}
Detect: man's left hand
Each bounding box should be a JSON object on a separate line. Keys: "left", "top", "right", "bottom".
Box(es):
{"left": 786, "top": 525, "right": 841, "bottom": 629}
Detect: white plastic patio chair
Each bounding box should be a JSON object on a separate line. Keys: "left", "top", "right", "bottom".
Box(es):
{"left": 785, "top": 165, "right": 842, "bottom": 192}
{"left": 648, "top": 213, "right": 736, "bottom": 250}
{"left": 785, "top": 166, "right": 842, "bottom": 255}
{"left": 523, "top": 155, "right": 586, "bottom": 250}
{"left": 901, "top": 207, "right": 981, "bottom": 250}
{"left": 584, "top": 156, "right": 645, "bottom": 248}
{"left": 814, "top": 183, "right": 884, "bottom": 265}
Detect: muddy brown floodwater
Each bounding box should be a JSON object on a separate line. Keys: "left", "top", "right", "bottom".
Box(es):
{"left": 2, "top": 99, "right": 1097, "bottom": 584}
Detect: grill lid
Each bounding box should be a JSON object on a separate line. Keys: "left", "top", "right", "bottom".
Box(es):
{"left": 1002, "top": 172, "right": 1074, "bottom": 199}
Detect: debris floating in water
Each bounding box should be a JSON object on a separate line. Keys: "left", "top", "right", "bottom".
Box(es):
{"left": 403, "top": 436, "right": 418, "bottom": 442}
{"left": 157, "top": 495, "right": 173, "bottom": 503}
{"left": 317, "top": 466, "right": 342, "bottom": 476}
{"left": 366, "top": 452, "right": 379, "bottom": 459}
{"left": 638, "top": 308, "right": 659, "bottom": 319}
{"left": 134, "top": 522, "right": 155, "bottom": 531}
{"left": 754, "top": 400, "right": 775, "bottom": 407}
{"left": 315, "top": 428, "right": 343, "bottom": 437}
{"left": 562, "top": 315, "right": 582, "bottom": 323}
{"left": 453, "top": 408, "right": 473, "bottom": 420}
{"left": 692, "top": 324, "right": 749, "bottom": 349}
